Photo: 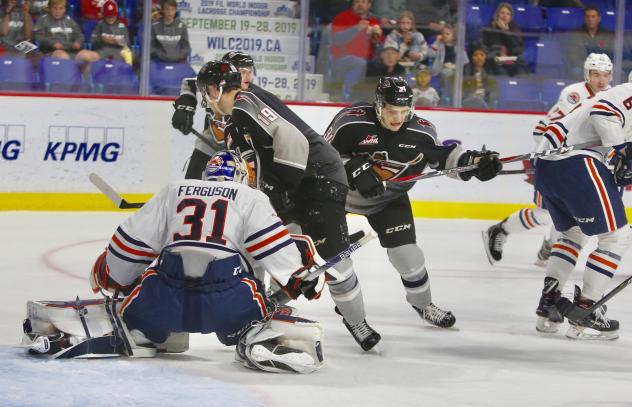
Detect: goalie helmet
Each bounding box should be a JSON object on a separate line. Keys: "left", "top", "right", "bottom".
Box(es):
{"left": 584, "top": 53, "right": 612, "bottom": 83}
{"left": 374, "top": 76, "right": 414, "bottom": 125}
{"left": 204, "top": 150, "right": 250, "bottom": 185}
{"left": 222, "top": 51, "right": 256, "bottom": 75}
{"left": 196, "top": 61, "right": 242, "bottom": 106}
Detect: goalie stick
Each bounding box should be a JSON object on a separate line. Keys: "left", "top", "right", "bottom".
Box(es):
{"left": 89, "top": 173, "right": 144, "bottom": 209}
{"left": 556, "top": 277, "right": 632, "bottom": 321}
{"left": 391, "top": 144, "right": 595, "bottom": 183}
{"left": 191, "top": 128, "right": 216, "bottom": 149}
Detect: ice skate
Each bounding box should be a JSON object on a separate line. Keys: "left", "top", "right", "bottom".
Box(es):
{"left": 534, "top": 238, "right": 553, "bottom": 267}
{"left": 482, "top": 221, "right": 507, "bottom": 264}
{"left": 565, "top": 288, "right": 619, "bottom": 341}
{"left": 535, "top": 277, "right": 563, "bottom": 333}
{"left": 413, "top": 303, "right": 456, "bottom": 328}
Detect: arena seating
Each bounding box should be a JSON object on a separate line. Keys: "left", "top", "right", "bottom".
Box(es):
{"left": 150, "top": 62, "right": 196, "bottom": 96}
{"left": 0, "top": 57, "right": 37, "bottom": 91}
{"left": 91, "top": 60, "right": 138, "bottom": 94}
{"left": 40, "top": 58, "right": 89, "bottom": 93}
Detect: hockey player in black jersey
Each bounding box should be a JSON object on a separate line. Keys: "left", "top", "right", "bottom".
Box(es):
{"left": 195, "top": 60, "right": 381, "bottom": 352}
{"left": 324, "top": 76, "right": 502, "bottom": 328}
{"left": 171, "top": 51, "right": 255, "bottom": 179}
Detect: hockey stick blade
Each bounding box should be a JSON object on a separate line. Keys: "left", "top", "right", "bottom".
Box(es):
{"left": 89, "top": 173, "right": 144, "bottom": 209}
{"left": 391, "top": 144, "right": 593, "bottom": 183}
{"left": 556, "top": 277, "right": 632, "bottom": 320}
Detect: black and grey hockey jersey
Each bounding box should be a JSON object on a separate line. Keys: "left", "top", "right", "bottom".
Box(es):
{"left": 324, "top": 103, "right": 463, "bottom": 214}
{"left": 178, "top": 76, "right": 227, "bottom": 156}
{"left": 227, "top": 84, "right": 346, "bottom": 190}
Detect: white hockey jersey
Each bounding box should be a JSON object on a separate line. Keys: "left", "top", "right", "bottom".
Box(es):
{"left": 532, "top": 81, "right": 602, "bottom": 145}
{"left": 105, "top": 179, "right": 303, "bottom": 288}
{"left": 539, "top": 82, "right": 632, "bottom": 162}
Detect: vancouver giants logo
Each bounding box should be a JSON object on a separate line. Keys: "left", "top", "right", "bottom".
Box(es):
{"left": 344, "top": 108, "right": 365, "bottom": 117}
{"left": 417, "top": 118, "right": 434, "bottom": 129}
{"left": 359, "top": 135, "right": 379, "bottom": 145}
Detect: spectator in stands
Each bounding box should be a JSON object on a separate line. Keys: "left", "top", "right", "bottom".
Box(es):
{"left": 370, "top": 0, "right": 405, "bottom": 29}
{"left": 150, "top": 0, "right": 190, "bottom": 63}
{"left": 90, "top": 0, "right": 132, "bottom": 64}
{"left": 367, "top": 42, "right": 406, "bottom": 77}
{"left": 412, "top": 68, "right": 439, "bottom": 107}
{"left": 531, "top": 0, "right": 584, "bottom": 7}
{"left": 1, "top": 0, "right": 33, "bottom": 52}
{"left": 33, "top": 0, "right": 99, "bottom": 63}
{"left": 428, "top": 24, "right": 468, "bottom": 88}
{"left": 482, "top": 2, "right": 528, "bottom": 77}
{"left": 405, "top": 0, "right": 454, "bottom": 37}
{"left": 330, "top": 0, "right": 383, "bottom": 101}
{"left": 460, "top": 44, "right": 497, "bottom": 109}
{"left": 29, "top": 0, "right": 49, "bottom": 20}
{"left": 384, "top": 10, "right": 428, "bottom": 64}
{"left": 151, "top": 3, "right": 161, "bottom": 21}
{"left": 566, "top": 7, "right": 613, "bottom": 80}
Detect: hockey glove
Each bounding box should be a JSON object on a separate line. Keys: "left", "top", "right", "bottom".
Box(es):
{"left": 172, "top": 94, "right": 197, "bottom": 135}
{"left": 284, "top": 250, "right": 321, "bottom": 300}
{"left": 90, "top": 250, "right": 134, "bottom": 295}
{"left": 260, "top": 176, "right": 297, "bottom": 223}
{"left": 611, "top": 143, "right": 632, "bottom": 186}
{"left": 345, "top": 156, "right": 385, "bottom": 198}
{"left": 458, "top": 150, "right": 502, "bottom": 181}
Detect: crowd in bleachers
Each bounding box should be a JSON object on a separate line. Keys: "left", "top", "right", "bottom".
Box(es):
{"left": 1, "top": 0, "right": 631, "bottom": 110}
{"left": 311, "top": 0, "right": 628, "bottom": 110}
{"left": 0, "top": 0, "right": 194, "bottom": 94}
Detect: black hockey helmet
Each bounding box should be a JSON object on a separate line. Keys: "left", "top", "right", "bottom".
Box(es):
{"left": 196, "top": 61, "right": 242, "bottom": 105}
{"left": 374, "top": 76, "right": 414, "bottom": 122}
{"left": 222, "top": 51, "right": 256, "bottom": 74}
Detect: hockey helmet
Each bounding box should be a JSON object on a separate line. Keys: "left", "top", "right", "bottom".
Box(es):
{"left": 584, "top": 53, "right": 612, "bottom": 83}
{"left": 375, "top": 76, "right": 414, "bottom": 124}
{"left": 204, "top": 150, "right": 250, "bottom": 185}
{"left": 222, "top": 51, "right": 256, "bottom": 74}
{"left": 196, "top": 61, "right": 242, "bottom": 106}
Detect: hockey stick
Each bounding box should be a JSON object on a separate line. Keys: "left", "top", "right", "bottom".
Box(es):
{"left": 303, "top": 230, "right": 377, "bottom": 282}
{"left": 89, "top": 173, "right": 144, "bottom": 209}
{"left": 191, "top": 128, "right": 216, "bottom": 149}
{"left": 499, "top": 169, "right": 532, "bottom": 175}
{"left": 390, "top": 144, "right": 591, "bottom": 183}
{"left": 556, "top": 277, "right": 632, "bottom": 321}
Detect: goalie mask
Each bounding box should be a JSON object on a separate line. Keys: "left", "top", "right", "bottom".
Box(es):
{"left": 374, "top": 77, "right": 414, "bottom": 131}
{"left": 196, "top": 61, "right": 242, "bottom": 115}
{"left": 584, "top": 53, "right": 612, "bottom": 85}
{"left": 204, "top": 150, "right": 250, "bottom": 185}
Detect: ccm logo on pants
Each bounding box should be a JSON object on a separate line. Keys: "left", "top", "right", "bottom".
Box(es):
{"left": 386, "top": 224, "right": 411, "bottom": 234}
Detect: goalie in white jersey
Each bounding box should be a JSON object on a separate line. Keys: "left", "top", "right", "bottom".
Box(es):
{"left": 532, "top": 82, "right": 632, "bottom": 340}
{"left": 24, "top": 151, "right": 324, "bottom": 372}
{"left": 483, "top": 53, "right": 613, "bottom": 265}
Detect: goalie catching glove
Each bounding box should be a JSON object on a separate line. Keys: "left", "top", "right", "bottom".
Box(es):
{"left": 171, "top": 94, "right": 197, "bottom": 135}
{"left": 345, "top": 156, "right": 385, "bottom": 198}
{"left": 458, "top": 149, "right": 502, "bottom": 181}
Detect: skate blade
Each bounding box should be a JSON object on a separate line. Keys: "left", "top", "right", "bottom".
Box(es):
{"left": 422, "top": 322, "right": 460, "bottom": 331}
{"left": 536, "top": 317, "right": 561, "bottom": 333}
{"left": 481, "top": 231, "right": 497, "bottom": 265}
{"left": 565, "top": 325, "right": 619, "bottom": 341}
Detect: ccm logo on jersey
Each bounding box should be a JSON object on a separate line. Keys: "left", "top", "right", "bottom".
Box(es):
{"left": 398, "top": 144, "right": 416, "bottom": 149}
{"left": 386, "top": 224, "right": 411, "bottom": 233}
{"left": 574, "top": 216, "right": 595, "bottom": 223}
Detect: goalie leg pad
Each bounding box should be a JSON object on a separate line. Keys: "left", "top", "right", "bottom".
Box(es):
{"left": 236, "top": 315, "right": 324, "bottom": 374}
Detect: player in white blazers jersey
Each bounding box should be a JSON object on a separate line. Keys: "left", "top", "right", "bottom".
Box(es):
{"left": 483, "top": 54, "right": 613, "bottom": 265}
{"left": 532, "top": 82, "right": 632, "bottom": 340}
{"left": 88, "top": 151, "right": 325, "bottom": 372}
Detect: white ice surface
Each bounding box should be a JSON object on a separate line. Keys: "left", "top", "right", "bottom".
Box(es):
{"left": 1, "top": 212, "right": 631, "bottom": 407}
